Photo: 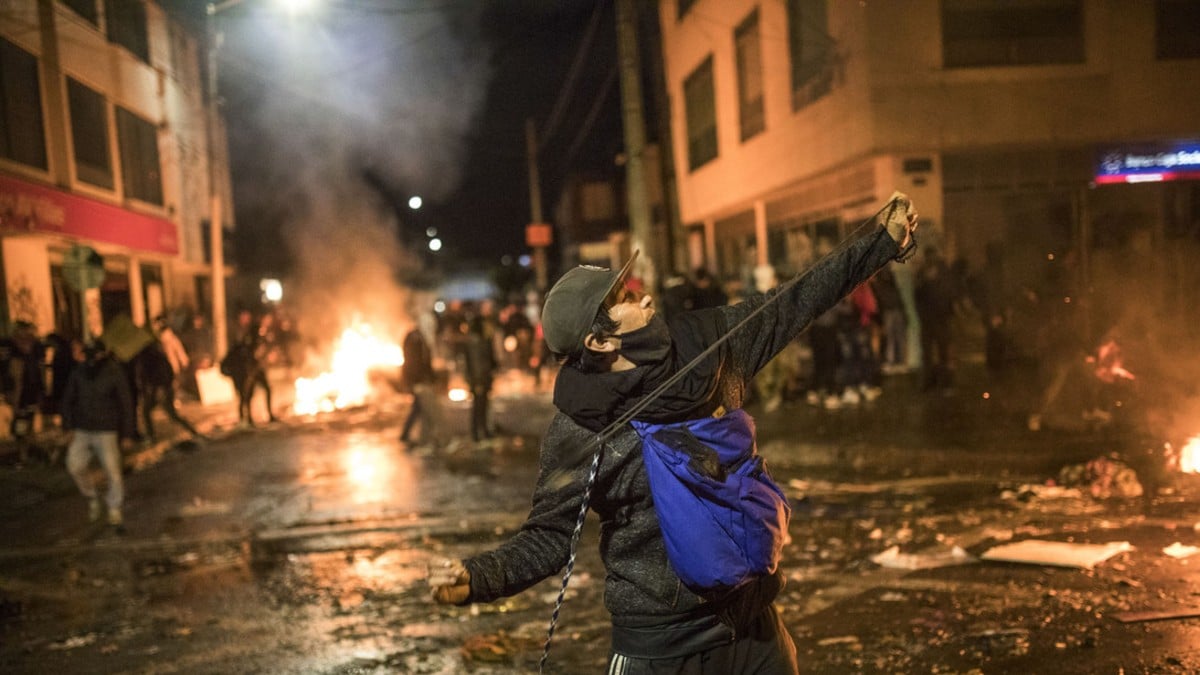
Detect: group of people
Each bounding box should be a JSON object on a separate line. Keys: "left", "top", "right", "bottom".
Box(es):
{"left": 0, "top": 313, "right": 211, "bottom": 528}
{"left": 399, "top": 300, "right": 506, "bottom": 447}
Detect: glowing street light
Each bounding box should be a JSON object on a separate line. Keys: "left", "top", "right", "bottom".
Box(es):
{"left": 428, "top": 238, "right": 442, "bottom": 252}
{"left": 408, "top": 196, "right": 423, "bottom": 210}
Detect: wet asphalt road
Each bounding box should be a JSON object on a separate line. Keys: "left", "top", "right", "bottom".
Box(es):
{"left": 2, "top": 365, "right": 1200, "bottom": 673}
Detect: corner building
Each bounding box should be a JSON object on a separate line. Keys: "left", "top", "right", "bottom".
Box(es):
{"left": 659, "top": 0, "right": 1200, "bottom": 337}
{"left": 0, "top": 0, "right": 230, "bottom": 340}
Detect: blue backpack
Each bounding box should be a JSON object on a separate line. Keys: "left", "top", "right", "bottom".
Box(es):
{"left": 630, "top": 408, "right": 790, "bottom": 592}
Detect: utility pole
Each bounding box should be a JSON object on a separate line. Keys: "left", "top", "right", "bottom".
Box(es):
{"left": 206, "top": 2, "right": 231, "bottom": 359}
{"left": 525, "top": 118, "right": 549, "bottom": 292}
{"left": 615, "top": 0, "right": 655, "bottom": 291}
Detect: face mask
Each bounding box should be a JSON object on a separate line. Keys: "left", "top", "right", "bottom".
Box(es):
{"left": 617, "top": 314, "right": 672, "bottom": 366}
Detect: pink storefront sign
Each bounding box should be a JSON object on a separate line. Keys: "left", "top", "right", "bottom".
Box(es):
{"left": 0, "top": 174, "right": 179, "bottom": 255}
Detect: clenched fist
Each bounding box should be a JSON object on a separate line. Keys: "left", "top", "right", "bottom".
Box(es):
{"left": 428, "top": 558, "right": 471, "bottom": 605}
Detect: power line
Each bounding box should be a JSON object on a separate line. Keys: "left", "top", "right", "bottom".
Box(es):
{"left": 538, "top": 0, "right": 604, "bottom": 147}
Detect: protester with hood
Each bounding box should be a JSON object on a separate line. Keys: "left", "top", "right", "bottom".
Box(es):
{"left": 430, "top": 193, "right": 919, "bottom": 673}
{"left": 62, "top": 341, "right": 136, "bottom": 528}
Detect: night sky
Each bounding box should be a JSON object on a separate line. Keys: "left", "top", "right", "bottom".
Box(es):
{"left": 167, "top": 0, "right": 625, "bottom": 280}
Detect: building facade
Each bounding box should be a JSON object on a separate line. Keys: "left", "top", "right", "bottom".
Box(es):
{"left": 659, "top": 0, "right": 1200, "bottom": 332}
{"left": 0, "top": 0, "right": 229, "bottom": 341}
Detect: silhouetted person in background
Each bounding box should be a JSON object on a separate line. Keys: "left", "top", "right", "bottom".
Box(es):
{"left": 400, "top": 321, "right": 439, "bottom": 446}
{"left": 464, "top": 314, "right": 498, "bottom": 442}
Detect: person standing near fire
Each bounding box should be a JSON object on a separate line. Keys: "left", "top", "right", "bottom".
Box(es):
{"left": 400, "top": 315, "right": 439, "bottom": 447}
{"left": 463, "top": 312, "right": 498, "bottom": 442}
{"left": 222, "top": 310, "right": 277, "bottom": 427}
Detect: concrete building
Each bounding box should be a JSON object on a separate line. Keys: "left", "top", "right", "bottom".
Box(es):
{"left": 659, "top": 0, "right": 1200, "bottom": 331}
{"left": 0, "top": 0, "right": 230, "bottom": 341}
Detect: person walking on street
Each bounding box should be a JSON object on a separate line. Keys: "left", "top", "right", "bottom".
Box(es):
{"left": 3, "top": 321, "right": 46, "bottom": 465}
{"left": 222, "top": 310, "right": 276, "bottom": 427}
{"left": 62, "top": 341, "right": 136, "bottom": 528}
{"left": 132, "top": 341, "right": 203, "bottom": 443}
{"left": 400, "top": 319, "right": 439, "bottom": 446}
{"left": 430, "top": 193, "right": 919, "bottom": 674}
{"left": 464, "top": 314, "right": 498, "bottom": 442}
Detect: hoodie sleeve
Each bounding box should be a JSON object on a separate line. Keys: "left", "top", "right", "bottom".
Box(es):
{"left": 463, "top": 414, "right": 602, "bottom": 602}
{"left": 721, "top": 225, "right": 900, "bottom": 381}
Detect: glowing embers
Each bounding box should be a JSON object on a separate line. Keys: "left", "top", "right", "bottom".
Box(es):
{"left": 294, "top": 321, "right": 404, "bottom": 415}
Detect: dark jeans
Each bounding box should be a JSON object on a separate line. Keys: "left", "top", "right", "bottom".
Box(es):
{"left": 237, "top": 369, "right": 274, "bottom": 424}
{"left": 608, "top": 605, "right": 798, "bottom": 674}
{"left": 141, "top": 384, "right": 200, "bottom": 440}
{"left": 470, "top": 382, "right": 492, "bottom": 441}
{"left": 401, "top": 384, "right": 439, "bottom": 444}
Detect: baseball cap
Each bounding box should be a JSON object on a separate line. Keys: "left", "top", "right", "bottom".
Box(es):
{"left": 542, "top": 251, "right": 639, "bottom": 357}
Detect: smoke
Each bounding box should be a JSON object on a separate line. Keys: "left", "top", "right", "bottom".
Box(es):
{"left": 219, "top": 1, "right": 491, "bottom": 353}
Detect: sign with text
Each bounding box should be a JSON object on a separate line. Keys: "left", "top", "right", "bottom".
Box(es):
{"left": 526, "top": 222, "right": 553, "bottom": 248}
{"left": 1096, "top": 142, "right": 1200, "bottom": 184}
{"left": 0, "top": 174, "right": 179, "bottom": 254}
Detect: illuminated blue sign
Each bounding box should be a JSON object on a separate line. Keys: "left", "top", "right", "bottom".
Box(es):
{"left": 1096, "top": 142, "right": 1200, "bottom": 184}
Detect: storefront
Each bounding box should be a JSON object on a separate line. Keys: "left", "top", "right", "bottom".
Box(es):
{"left": 0, "top": 172, "right": 180, "bottom": 338}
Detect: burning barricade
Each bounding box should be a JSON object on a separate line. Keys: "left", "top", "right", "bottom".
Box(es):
{"left": 293, "top": 320, "right": 405, "bottom": 415}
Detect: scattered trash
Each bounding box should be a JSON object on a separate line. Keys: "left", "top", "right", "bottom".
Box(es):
{"left": 48, "top": 633, "right": 98, "bottom": 650}
{"left": 180, "top": 497, "right": 231, "bottom": 517}
{"left": 1112, "top": 608, "right": 1200, "bottom": 623}
{"left": 980, "top": 540, "right": 1133, "bottom": 569}
{"left": 1001, "top": 484, "right": 1084, "bottom": 501}
{"left": 817, "top": 635, "right": 861, "bottom": 648}
{"left": 966, "top": 628, "right": 1031, "bottom": 658}
{"left": 871, "top": 544, "right": 973, "bottom": 570}
{"left": 1057, "top": 457, "right": 1144, "bottom": 499}
{"left": 1163, "top": 542, "right": 1200, "bottom": 559}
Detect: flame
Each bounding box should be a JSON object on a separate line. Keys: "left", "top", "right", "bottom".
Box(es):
{"left": 293, "top": 321, "right": 404, "bottom": 415}
{"left": 1180, "top": 436, "right": 1200, "bottom": 474}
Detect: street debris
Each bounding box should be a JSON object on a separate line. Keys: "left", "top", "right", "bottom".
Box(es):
{"left": 980, "top": 539, "right": 1133, "bottom": 569}
{"left": 1112, "top": 608, "right": 1200, "bottom": 624}
{"left": 459, "top": 630, "right": 541, "bottom": 666}
{"left": 965, "top": 628, "right": 1031, "bottom": 658}
{"left": 1162, "top": 542, "right": 1200, "bottom": 559}
{"left": 870, "top": 544, "right": 973, "bottom": 570}
{"left": 47, "top": 633, "right": 98, "bottom": 650}
{"left": 1057, "top": 456, "right": 1144, "bottom": 499}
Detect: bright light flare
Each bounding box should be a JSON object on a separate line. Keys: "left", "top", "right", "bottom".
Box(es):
{"left": 448, "top": 387, "right": 469, "bottom": 402}
{"left": 293, "top": 321, "right": 404, "bottom": 415}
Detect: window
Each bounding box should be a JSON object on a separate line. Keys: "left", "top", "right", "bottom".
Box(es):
{"left": 104, "top": 0, "right": 149, "bottom": 63}
{"left": 786, "top": 0, "right": 834, "bottom": 110}
{"left": 68, "top": 78, "right": 114, "bottom": 189}
{"left": 684, "top": 56, "right": 717, "bottom": 171}
{"left": 64, "top": 0, "right": 99, "bottom": 25}
{"left": 1157, "top": 0, "right": 1200, "bottom": 60}
{"left": 735, "top": 9, "right": 765, "bottom": 141}
{"left": 0, "top": 38, "right": 48, "bottom": 170}
{"left": 116, "top": 107, "right": 162, "bottom": 205}
{"left": 942, "top": 0, "right": 1084, "bottom": 68}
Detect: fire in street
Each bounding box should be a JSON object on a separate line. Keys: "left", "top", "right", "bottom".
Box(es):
{"left": 293, "top": 321, "right": 405, "bottom": 415}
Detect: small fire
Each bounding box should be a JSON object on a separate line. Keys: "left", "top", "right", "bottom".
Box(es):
{"left": 1178, "top": 436, "right": 1200, "bottom": 474}
{"left": 293, "top": 321, "right": 404, "bottom": 415}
